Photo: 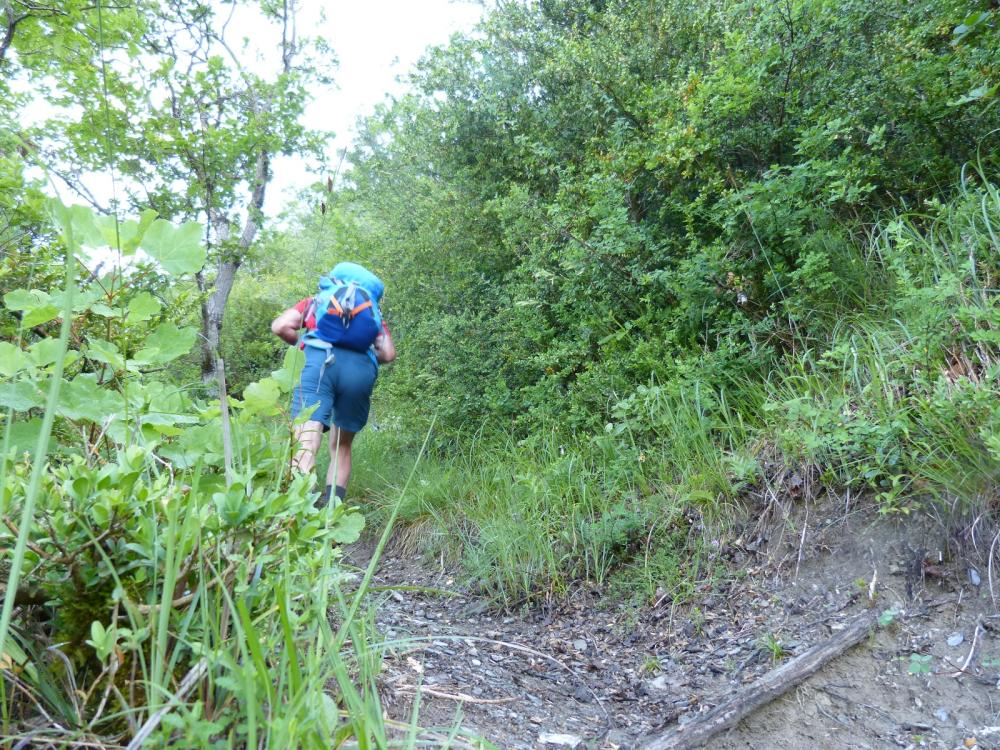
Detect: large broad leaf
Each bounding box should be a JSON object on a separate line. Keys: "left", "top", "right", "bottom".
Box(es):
{"left": 142, "top": 382, "right": 199, "bottom": 428}
{"left": 50, "top": 287, "right": 102, "bottom": 315}
{"left": 4, "top": 417, "right": 45, "bottom": 457}
{"left": 28, "top": 338, "right": 79, "bottom": 369}
{"left": 271, "top": 347, "right": 305, "bottom": 392}
{"left": 0, "top": 343, "right": 28, "bottom": 378}
{"left": 125, "top": 292, "right": 162, "bottom": 324}
{"left": 0, "top": 380, "right": 45, "bottom": 411}
{"left": 242, "top": 377, "right": 282, "bottom": 415}
{"left": 3, "top": 289, "right": 59, "bottom": 328}
{"left": 330, "top": 512, "right": 365, "bottom": 544}
{"left": 132, "top": 323, "right": 197, "bottom": 366}
{"left": 140, "top": 219, "right": 206, "bottom": 275}
{"left": 57, "top": 375, "right": 125, "bottom": 423}
{"left": 94, "top": 209, "right": 158, "bottom": 254}
{"left": 48, "top": 201, "right": 104, "bottom": 251}
{"left": 85, "top": 337, "right": 126, "bottom": 370}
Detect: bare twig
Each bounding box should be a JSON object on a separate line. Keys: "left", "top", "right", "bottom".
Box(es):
{"left": 395, "top": 684, "right": 518, "bottom": 705}
{"left": 956, "top": 617, "right": 985, "bottom": 676}
{"left": 125, "top": 658, "right": 208, "bottom": 750}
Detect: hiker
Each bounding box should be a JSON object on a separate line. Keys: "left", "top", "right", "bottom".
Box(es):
{"left": 270, "top": 262, "right": 396, "bottom": 507}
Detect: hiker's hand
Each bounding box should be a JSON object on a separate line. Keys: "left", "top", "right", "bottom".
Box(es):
{"left": 374, "top": 322, "right": 396, "bottom": 364}
{"left": 271, "top": 306, "right": 304, "bottom": 345}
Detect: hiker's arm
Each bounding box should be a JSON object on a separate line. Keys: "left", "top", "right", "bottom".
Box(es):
{"left": 271, "top": 307, "right": 304, "bottom": 345}
{"left": 374, "top": 323, "right": 396, "bottom": 364}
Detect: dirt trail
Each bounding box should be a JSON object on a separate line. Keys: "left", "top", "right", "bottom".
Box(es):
{"left": 345, "top": 503, "right": 999, "bottom": 749}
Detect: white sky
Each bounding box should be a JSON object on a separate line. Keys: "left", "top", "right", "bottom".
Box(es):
{"left": 242, "top": 0, "right": 485, "bottom": 213}
{"left": 20, "top": 0, "right": 485, "bottom": 220}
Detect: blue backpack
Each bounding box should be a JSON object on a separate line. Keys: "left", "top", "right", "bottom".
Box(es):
{"left": 307, "top": 262, "right": 384, "bottom": 353}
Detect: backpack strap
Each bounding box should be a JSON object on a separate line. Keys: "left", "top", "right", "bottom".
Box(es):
{"left": 348, "top": 299, "right": 373, "bottom": 317}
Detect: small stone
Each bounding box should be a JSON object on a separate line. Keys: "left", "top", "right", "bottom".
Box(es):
{"left": 970, "top": 568, "right": 982, "bottom": 587}
{"left": 572, "top": 639, "right": 588, "bottom": 652}
{"left": 471, "top": 658, "right": 482, "bottom": 667}
{"left": 948, "top": 632, "right": 965, "bottom": 648}
{"left": 538, "top": 732, "right": 583, "bottom": 748}
{"left": 934, "top": 708, "right": 950, "bottom": 723}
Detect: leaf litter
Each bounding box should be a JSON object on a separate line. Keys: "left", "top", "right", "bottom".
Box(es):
{"left": 343, "top": 503, "right": 999, "bottom": 749}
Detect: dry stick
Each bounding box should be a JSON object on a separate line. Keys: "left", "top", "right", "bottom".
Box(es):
{"left": 794, "top": 504, "right": 808, "bottom": 579}
{"left": 385, "top": 635, "right": 611, "bottom": 726}
{"left": 125, "top": 658, "right": 208, "bottom": 750}
{"left": 989, "top": 527, "right": 999, "bottom": 609}
{"left": 395, "top": 684, "right": 518, "bottom": 705}
{"left": 957, "top": 617, "right": 985, "bottom": 676}
{"left": 637, "top": 612, "right": 877, "bottom": 750}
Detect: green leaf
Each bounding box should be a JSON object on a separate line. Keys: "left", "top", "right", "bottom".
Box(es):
{"left": 3, "top": 289, "right": 60, "bottom": 328}
{"left": 51, "top": 287, "right": 102, "bottom": 314}
{"left": 0, "top": 343, "right": 28, "bottom": 377}
{"left": 94, "top": 209, "right": 158, "bottom": 254}
{"left": 242, "top": 378, "right": 282, "bottom": 415}
{"left": 85, "top": 337, "right": 126, "bottom": 369}
{"left": 4, "top": 418, "right": 45, "bottom": 456}
{"left": 0, "top": 381, "right": 45, "bottom": 411}
{"left": 126, "top": 292, "right": 161, "bottom": 324}
{"left": 67, "top": 204, "right": 106, "bottom": 249}
{"left": 57, "top": 375, "right": 125, "bottom": 423}
{"left": 950, "top": 84, "right": 997, "bottom": 107}
{"left": 133, "top": 323, "right": 197, "bottom": 365}
{"left": 48, "top": 201, "right": 103, "bottom": 251}
{"left": 330, "top": 512, "right": 365, "bottom": 544}
{"left": 1, "top": 633, "right": 38, "bottom": 681}
{"left": 271, "top": 346, "right": 306, "bottom": 392}
{"left": 877, "top": 608, "right": 900, "bottom": 628}
{"left": 140, "top": 219, "right": 206, "bottom": 275}
{"left": 28, "top": 338, "right": 78, "bottom": 369}
{"left": 907, "top": 653, "right": 932, "bottom": 675}
{"left": 89, "top": 303, "right": 121, "bottom": 318}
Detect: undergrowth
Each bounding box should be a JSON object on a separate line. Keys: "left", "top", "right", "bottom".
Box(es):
{"left": 354, "top": 179, "right": 1000, "bottom": 608}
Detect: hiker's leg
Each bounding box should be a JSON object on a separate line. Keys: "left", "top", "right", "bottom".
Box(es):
{"left": 326, "top": 427, "right": 356, "bottom": 493}
{"left": 327, "top": 348, "right": 376, "bottom": 499}
{"left": 292, "top": 420, "right": 324, "bottom": 473}
{"left": 290, "top": 347, "right": 335, "bottom": 475}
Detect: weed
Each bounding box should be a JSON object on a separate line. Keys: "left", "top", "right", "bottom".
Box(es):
{"left": 758, "top": 633, "right": 788, "bottom": 663}
{"left": 908, "top": 653, "right": 933, "bottom": 675}
{"left": 641, "top": 656, "right": 661, "bottom": 675}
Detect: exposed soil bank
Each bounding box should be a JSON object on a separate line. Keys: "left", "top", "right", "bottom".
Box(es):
{"left": 345, "top": 502, "right": 998, "bottom": 749}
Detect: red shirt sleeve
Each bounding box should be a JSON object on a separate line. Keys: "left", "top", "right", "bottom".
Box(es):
{"left": 294, "top": 297, "right": 316, "bottom": 330}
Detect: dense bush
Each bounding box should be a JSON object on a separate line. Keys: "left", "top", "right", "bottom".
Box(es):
{"left": 332, "top": 0, "right": 1000, "bottom": 599}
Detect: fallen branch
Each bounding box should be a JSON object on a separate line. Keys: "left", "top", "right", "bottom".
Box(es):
{"left": 126, "top": 658, "right": 208, "bottom": 750}
{"left": 637, "top": 611, "right": 877, "bottom": 750}
{"left": 956, "top": 616, "right": 985, "bottom": 676}
{"left": 396, "top": 684, "right": 518, "bottom": 705}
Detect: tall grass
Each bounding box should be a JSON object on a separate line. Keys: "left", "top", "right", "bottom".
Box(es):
{"left": 0, "top": 214, "right": 471, "bottom": 747}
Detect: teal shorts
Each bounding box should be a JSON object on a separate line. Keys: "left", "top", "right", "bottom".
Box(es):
{"left": 291, "top": 345, "right": 377, "bottom": 433}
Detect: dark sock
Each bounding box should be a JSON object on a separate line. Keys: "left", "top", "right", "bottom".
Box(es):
{"left": 315, "top": 484, "right": 333, "bottom": 509}
{"left": 335, "top": 485, "right": 347, "bottom": 500}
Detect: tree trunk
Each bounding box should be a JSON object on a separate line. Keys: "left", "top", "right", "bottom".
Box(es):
{"left": 198, "top": 148, "right": 270, "bottom": 383}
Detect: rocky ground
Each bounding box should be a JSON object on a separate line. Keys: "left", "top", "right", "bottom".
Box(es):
{"left": 344, "top": 501, "right": 999, "bottom": 749}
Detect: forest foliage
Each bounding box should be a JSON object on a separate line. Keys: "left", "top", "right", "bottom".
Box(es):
{"left": 1, "top": 0, "right": 999, "bottom": 746}
{"left": 328, "top": 0, "right": 1000, "bottom": 595}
